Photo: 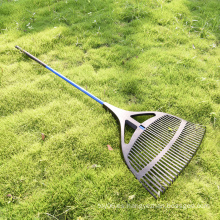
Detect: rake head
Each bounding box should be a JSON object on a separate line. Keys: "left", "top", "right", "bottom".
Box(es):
{"left": 104, "top": 103, "right": 206, "bottom": 199}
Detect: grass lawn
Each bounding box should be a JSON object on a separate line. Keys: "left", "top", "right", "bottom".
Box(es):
{"left": 0, "top": 0, "right": 219, "bottom": 219}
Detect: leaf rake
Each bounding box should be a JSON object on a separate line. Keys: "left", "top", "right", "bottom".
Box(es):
{"left": 15, "top": 46, "right": 206, "bottom": 199}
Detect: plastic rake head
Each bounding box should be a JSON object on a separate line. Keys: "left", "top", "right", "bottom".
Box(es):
{"left": 104, "top": 103, "right": 206, "bottom": 199}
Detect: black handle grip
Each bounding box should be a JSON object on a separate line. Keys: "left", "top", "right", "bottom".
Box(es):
{"left": 15, "top": 45, "right": 47, "bottom": 67}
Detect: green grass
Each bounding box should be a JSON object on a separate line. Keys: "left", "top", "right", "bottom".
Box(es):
{"left": 0, "top": 0, "right": 219, "bottom": 219}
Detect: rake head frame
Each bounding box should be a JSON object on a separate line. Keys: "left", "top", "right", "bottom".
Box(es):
{"left": 104, "top": 103, "right": 205, "bottom": 198}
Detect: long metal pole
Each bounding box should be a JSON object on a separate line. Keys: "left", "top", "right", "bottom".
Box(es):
{"left": 15, "top": 46, "right": 104, "bottom": 105}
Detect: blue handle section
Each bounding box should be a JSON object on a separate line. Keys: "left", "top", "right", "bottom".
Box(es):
{"left": 46, "top": 66, "right": 104, "bottom": 105}
{"left": 139, "top": 125, "right": 145, "bottom": 130}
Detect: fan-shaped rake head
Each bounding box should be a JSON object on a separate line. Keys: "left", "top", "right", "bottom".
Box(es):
{"left": 104, "top": 103, "right": 206, "bottom": 199}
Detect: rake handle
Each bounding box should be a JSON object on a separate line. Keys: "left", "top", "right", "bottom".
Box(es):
{"left": 15, "top": 46, "right": 47, "bottom": 67}
{"left": 15, "top": 46, "right": 104, "bottom": 105}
